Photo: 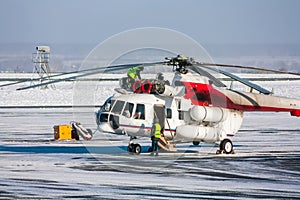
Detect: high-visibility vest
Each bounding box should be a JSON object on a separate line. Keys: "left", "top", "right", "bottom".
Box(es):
{"left": 154, "top": 123, "right": 161, "bottom": 139}
{"left": 127, "top": 67, "right": 139, "bottom": 79}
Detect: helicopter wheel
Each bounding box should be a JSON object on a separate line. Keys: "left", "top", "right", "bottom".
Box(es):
{"left": 133, "top": 144, "right": 141, "bottom": 154}
{"left": 218, "top": 139, "right": 234, "bottom": 154}
{"left": 128, "top": 143, "right": 141, "bottom": 155}
{"left": 193, "top": 141, "right": 200, "bottom": 146}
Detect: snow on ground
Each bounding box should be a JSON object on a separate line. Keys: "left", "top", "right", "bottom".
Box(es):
{"left": 1, "top": 72, "right": 300, "bottom": 106}
{"left": 0, "top": 73, "right": 300, "bottom": 199}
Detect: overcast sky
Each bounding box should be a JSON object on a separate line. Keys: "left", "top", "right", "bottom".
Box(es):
{"left": 0, "top": 0, "right": 299, "bottom": 45}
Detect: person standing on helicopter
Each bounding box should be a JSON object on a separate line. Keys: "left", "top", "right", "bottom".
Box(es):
{"left": 127, "top": 66, "right": 144, "bottom": 83}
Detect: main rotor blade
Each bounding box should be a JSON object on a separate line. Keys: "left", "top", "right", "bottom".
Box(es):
{"left": 0, "top": 71, "right": 77, "bottom": 88}
{"left": 189, "top": 65, "right": 227, "bottom": 87}
{"left": 16, "top": 61, "right": 165, "bottom": 90}
{"left": 197, "top": 62, "right": 300, "bottom": 76}
{"left": 0, "top": 79, "right": 30, "bottom": 88}
{"left": 2, "top": 61, "right": 165, "bottom": 89}
{"left": 202, "top": 66, "right": 271, "bottom": 94}
{"left": 17, "top": 67, "right": 118, "bottom": 90}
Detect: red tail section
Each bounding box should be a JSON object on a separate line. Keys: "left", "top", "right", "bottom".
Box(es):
{"left": 182, "top": 81, "right": 300, "bottom": 117}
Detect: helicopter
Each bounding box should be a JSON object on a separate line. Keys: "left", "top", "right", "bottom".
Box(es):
{"left": 9, "top": 54, "right": 300, "bottom": 155}
{"left": 94, "top": 55, "right": 300, "bottom": 155}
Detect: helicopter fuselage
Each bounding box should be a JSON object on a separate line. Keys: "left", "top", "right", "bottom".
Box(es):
{"left": 97, "top": 92, "right": 244, "bottom": 145}
{"left": 96, "top": 71, "right": 300, "bottom": 154}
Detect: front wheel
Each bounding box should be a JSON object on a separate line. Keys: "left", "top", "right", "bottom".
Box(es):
{"left": 133, "top": 144, "right": 142, "bottom": 155}
{"left": 220, "top": 139, "right": 233, "bottom": 154}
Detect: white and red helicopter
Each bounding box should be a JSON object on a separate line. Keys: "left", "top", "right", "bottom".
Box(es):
{"left": 12, "top": 54, "right": 300, "bottom": 155}
{"left": 93, "top": 55, "right": 300, "bottom": 155}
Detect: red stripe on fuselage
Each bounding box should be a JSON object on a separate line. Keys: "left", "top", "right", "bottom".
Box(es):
{"left": 119, "top": 124, "right": 176, "bottom": 132}
{"left": 120, "top": 124, "right": 152, "bottom": 130}
{"left": 182, "top": 81, "right": 300, "bottom": 114}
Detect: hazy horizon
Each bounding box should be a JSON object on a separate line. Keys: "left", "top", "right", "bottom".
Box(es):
{"left": 1, "top": 43, "right": 300, "bottom": 73}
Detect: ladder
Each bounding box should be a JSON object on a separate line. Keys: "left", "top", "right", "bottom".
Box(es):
{"left": 158, "top": 136, "right": 177, "bottom": 152}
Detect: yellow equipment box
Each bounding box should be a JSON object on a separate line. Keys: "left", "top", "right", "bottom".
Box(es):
{"left": 54, "top": 125, "right": 72, "bottom": 140}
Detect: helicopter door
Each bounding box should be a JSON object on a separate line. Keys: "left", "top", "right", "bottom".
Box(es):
{"left": 154, "top": 104, "right": 165, "bottom": 133}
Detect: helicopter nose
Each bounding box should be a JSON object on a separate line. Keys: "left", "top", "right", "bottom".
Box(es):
{"left": 97, "top": 112, "right": 120, "bottom": 133}
{"left": 98, "top": 113, "right": 109, "bottom": 124}
{"left": 98, "top": 122, "right": 115, "bottom": 133}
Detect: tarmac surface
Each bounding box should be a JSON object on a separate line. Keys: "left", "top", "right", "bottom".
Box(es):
{"left": 0, "top": 108, "right": 300, "bottom": 199}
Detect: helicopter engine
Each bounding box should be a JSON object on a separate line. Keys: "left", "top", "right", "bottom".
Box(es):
{"left": 189, "top": 106, "right": 228, "bottom": 123}
{"left": 174, "top": 106, "right": 233, "bottom": 143}
{"left": 176, "top": 125, "right": 221, "bottom": 143}
{"left": 130, "top": 79, "right": 167, "bottom": 94}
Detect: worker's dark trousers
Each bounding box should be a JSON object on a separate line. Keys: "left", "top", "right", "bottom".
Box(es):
{"left": 153, "top": 139, "right": 159, "bottom": 153}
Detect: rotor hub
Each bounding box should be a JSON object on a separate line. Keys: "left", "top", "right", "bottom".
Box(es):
{"left": 165, "top": 54, "right": 194, "bottom": 74}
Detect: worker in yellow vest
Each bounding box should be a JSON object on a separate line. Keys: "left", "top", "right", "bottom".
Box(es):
{"left": 151, "top": 118, "right": 161, "bottom": 156}
{"left": 127, "top": 67, "right": 144, "bottom": 82}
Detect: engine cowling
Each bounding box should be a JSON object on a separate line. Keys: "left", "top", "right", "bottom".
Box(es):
{"left": 190, "top": 106, "right": 228, "bottom": 123}
{"left": 158, "top": 85, "right": 176, "bottom": 96}
{"left": 175, "top": 125, "right": 220, "bottom": 143}
{"left": 130, "top": 79, "right": 165, "bottom": 94}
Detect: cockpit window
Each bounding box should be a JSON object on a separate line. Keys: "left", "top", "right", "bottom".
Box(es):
{"left": 122, "top": 102, "right": 134, "bottom": 118}
{"left": 102, "top": 99, "right": 112, "bottom": 112}
{"left": 111, "top": 100, "right": 125, "bottom": 115}
{"left": 133, "top": 104, "right": 145, "bottom": 120}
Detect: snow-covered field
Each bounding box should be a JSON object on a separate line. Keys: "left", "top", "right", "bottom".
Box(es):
{"left": 0, "top": 73, "right": 300, "bottom": 199}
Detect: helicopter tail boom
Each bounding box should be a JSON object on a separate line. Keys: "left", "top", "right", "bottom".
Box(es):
{"left": 181, "top": 80, "right": 300, "bottom": 116}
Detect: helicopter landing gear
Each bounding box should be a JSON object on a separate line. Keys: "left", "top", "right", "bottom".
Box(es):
{"left": 128, "top": 143, "right": 142, "bottom": 154}
{"left": 216, "top": 139, "right": 235, "bottom": 154}
{"left": 193, "top": 141, "right": 200, "bottom": 146}
{"left": 127, "top": 136, "right": 142, "bottom": 155}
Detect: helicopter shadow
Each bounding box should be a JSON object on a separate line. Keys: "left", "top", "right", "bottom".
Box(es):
{"left": 0, "top": 144, "right": 199, "bottom": 155}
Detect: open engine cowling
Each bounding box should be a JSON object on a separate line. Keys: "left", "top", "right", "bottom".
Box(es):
{"left": 190, "top": 106, "right": 228, "bottom": 123}
{"left": 131, "top": 79, "right": 166, "bottom": 94}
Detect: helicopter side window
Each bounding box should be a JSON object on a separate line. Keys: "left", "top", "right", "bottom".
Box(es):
{"left": 177, "top": 100, "right": 184, "bottom": 120}
{"left": 133, "top": 104, "right": 145, "bottom": 120}
{"left": 166, "top": 108, "right": 172, "bottom": 119}
{"left": 122, "top": 102, "right": 134, "bottom": 118}
{"left": 111, "top": 100, "right": 125, "bottom": 115}
{"left": 178, "top": 111, "right": 184, "bottom": 120}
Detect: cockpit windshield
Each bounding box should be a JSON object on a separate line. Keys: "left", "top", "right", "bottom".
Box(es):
{"left": 111, "top": 100, "right": 125, "bottom": 115}
{"left": 102, "top": 98, "right": 145, "bottom": 120}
